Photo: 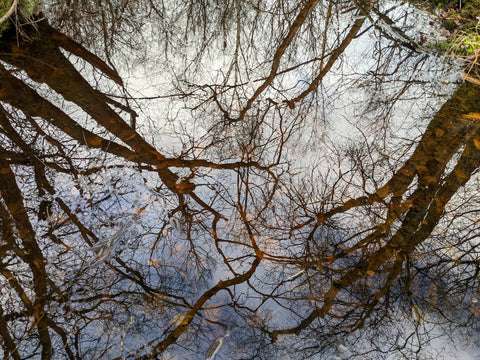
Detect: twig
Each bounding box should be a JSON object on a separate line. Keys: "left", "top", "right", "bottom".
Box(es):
{"left": 0, "top": 0, "right": 18, "bottom": 25}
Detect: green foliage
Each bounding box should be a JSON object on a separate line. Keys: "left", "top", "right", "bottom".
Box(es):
{"left": 458, "top": 32, "right": 480, "bottom": 55}
{"left": 0, "top": 0, "right": 40, "bottom": 33}
{"left": 423, "top": 0, "right": 480, "bottom": 60}
{"left": 460, "top": 0, "right": 480, "bottom": 19}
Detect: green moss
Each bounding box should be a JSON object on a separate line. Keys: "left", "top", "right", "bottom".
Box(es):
{"left": 443, "top": 18, "right": 458, "bottom": 31}
{"left": 422, "top": 0, "right": 480, "bottom": 27}
{"left": 0, "top": 0, "right": 12, "bottom": 33}
{"left": 434, "top": 29, "right": 479, "bottom": 54}
{"left": 0, "top": 0, "right": 39, "bottom": 17}
{"left": 460, "top": 0, "right": 480, "bottom": 20}
{"left": 0, "top": 0, "right": 40, "bottom": 35}
{"left": 421, "top": 0, "right": 480, "bottom": 64}
{"left": 429, "top": 40, "right": 453, "bottom": 52}
{"left": 19, "top": 0, "right": 39, "bottom": 17}
{"left": 459, "top": 33, "right": 480, "bottom": 55}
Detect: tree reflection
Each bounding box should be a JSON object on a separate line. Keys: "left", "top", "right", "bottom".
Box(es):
{"left": 0, "top": 1, "right": 479, "bottom": 359}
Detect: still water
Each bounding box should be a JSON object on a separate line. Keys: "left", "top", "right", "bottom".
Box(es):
{"left": 0, "top": 1, "right": 479, "bottom": 359}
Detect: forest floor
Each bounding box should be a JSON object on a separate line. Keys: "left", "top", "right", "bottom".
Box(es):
{"left": 421, "top": 0, "right": 480, "bottom": 79}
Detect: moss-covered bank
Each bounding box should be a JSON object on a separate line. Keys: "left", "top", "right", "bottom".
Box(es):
{"left": 424, "top": 0, "right": 480, "bottom": 58}
{"left": 0, "top": 0, "right": 40, "bottom": 34}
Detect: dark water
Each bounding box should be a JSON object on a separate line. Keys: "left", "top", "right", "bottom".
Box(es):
{"left": 0, "top": 1, "right": 479, "bottom": 359}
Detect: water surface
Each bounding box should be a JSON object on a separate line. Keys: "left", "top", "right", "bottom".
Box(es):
{"left": 0, "top": 1, "right": 479, "bottom": 359}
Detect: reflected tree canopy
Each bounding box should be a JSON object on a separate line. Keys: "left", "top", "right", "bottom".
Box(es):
{"left": 0, "top": 0, "right": 480, "bottom": 359}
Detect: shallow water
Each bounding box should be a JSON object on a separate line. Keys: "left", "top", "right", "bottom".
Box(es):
{"left": 0, "top": 1, "right": 479, "bottom": 359}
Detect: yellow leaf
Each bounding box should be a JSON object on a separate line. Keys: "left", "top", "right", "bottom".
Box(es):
{"left": 473, "top": 138, "right": 480, "bottom": 150}
{"left": 463, "top": 112, "right": 480, "bottom": 121}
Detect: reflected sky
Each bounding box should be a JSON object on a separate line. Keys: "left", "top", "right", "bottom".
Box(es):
{"left": 0, "top": 1, "right": 479, "bottom": 359}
